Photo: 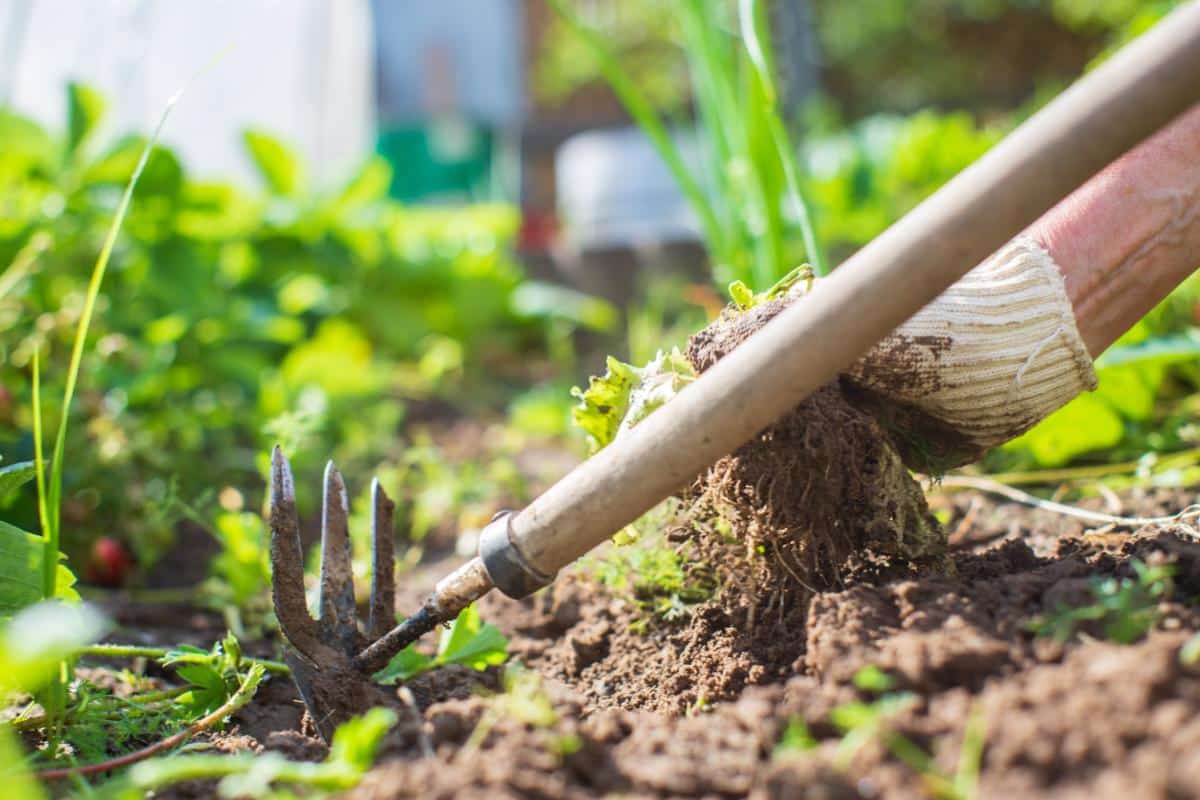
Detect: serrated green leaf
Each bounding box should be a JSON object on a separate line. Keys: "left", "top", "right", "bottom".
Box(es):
{"left": 571, "top": 356, "right": 640, "bottom": 452}
{"left": 243, "top": 129, "right": 304, "bottom": 196}
{"left": 67, "top": 82, "right": 106, "bottom": 156}
{"left": 0, "top": 461, "right": 36, "bottom": 498}
{"left": 0, "top": 520, "right": 78, "bottom": 617}
{"left": 570, "top": 350, "right": 695, "bottom": 453}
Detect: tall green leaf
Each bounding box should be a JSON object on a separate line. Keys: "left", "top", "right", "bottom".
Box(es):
{"left": 36, "top": 84, "right": 181, "bottom": 600}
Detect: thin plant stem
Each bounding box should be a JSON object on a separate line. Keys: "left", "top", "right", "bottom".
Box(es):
{"left": 939, "top": 474, "right": 1200, "bottom": 528}
{"left": 946, "top": 446, "right": 1200, "bottom": 487}
{"left": 79, "top": 643, "right": 290, "bottom": 676}
{"left": 36, "top": 664, "right": 265, "bottom": 781}
{"left": 31, "top": 349, "right": 50, "bottom": 595}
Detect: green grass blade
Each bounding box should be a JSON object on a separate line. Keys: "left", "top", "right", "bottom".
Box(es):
{"left": 545, "top": 0, "right": 728, "bottom": 263}
{"left": 738, "top": 0, "right": 827, "bottom": 276}
{"left": 32, "top": 350, "right": 52, "bottom": 600}
{"left": 41, "top": 92, "right": 182, "bottom": 598}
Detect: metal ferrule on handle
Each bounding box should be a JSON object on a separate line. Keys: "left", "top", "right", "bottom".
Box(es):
{"left": 478, "top": 2, "right": 1200, "bottom": 594}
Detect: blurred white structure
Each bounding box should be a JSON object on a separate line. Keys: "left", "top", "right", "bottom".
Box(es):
{"left": 0, "top": 0, "right": 375, "bottom": 187}
{"left": 556, "top": 127, "right": 703, "bottom": 251}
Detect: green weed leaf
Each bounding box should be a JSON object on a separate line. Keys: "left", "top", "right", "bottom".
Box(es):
{"left": 333, "top": 157, "right": 393, "bottom": 212}
{"left": 375, "top": 603, "right": 508, "bottom": 684}
{"left": 243, "top": 129, "right": 305, "bottom": 196}
{"left": 437, "top": 604, "right": 509, "bottom": 670}
{"left": 0, "top": 520, "right": 79, "bottom": 617}
{"left": 373, "top": 647, "right": 433, "bottom": 684}
{"left": 774, "top": 717, "right": 817, "bottom": 756}
{"left": 0, "top": 461, "right": 37, "bottom": 499}
{"left": 328, "top": 707, "right": 399, "bottom": 772}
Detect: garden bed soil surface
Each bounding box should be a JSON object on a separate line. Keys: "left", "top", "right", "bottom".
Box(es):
{"left": 95, "top": 484, "right": 1200, "bottom": 799}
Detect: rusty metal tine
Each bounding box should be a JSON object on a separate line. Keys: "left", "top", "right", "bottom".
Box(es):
{"left": 318, "top": 461, "right": 359, "bottom": 653}
{"left": 268, "top": 447, "right": 323, "bottom": 660}
{"left": 367, "top": 479, "right": 396, "bottom": 639}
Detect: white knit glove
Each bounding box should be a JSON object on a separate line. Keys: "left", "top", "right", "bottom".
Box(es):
{"left": 836, "top": 235, "right": 1097, "bottom": 469}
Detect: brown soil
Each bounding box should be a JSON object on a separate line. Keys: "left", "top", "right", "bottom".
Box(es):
{"left": 98, "top": 485, "right": 1200, "bottom": 800}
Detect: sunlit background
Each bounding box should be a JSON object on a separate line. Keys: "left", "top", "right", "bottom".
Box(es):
{"left": 0, "top": 0, "right": 1186, "bottom": 585}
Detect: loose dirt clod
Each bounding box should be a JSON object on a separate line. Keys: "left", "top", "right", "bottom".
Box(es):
{"left": 683, "top": 292, "right": 947, "bottom": 620}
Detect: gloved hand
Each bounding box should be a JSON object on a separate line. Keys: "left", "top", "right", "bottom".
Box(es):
{"left": 827, "top": 235, "right": 1097, "bottom": 471}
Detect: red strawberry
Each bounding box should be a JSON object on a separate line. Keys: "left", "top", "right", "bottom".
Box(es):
{"left": 88, "top": 537, "right": 134, "bottom": 587}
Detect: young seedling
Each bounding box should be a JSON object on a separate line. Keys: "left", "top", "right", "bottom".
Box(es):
{"left": 1029, "top": 560, "right": 1174, "bottom": 644}
{"left": 373, "top": 603, "right": 508, "bottom": 684}
{"left": 586, "top": 532, "right": 714, "bottom": 626}
{"left": 825, "top": 667, "right": 986, "bottom": 800}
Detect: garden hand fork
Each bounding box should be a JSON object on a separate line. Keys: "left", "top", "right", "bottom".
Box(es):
{"left": 269, "top": 447, "right": 492, "bottom": 741}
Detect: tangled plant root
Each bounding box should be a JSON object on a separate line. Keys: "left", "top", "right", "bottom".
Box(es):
{"left": 683, "top": 293, "right": 947, "bottom": 620}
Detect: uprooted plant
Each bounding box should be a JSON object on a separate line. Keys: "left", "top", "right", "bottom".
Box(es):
{"left": 574, "top": 276, "right": 947, "bottom": 628}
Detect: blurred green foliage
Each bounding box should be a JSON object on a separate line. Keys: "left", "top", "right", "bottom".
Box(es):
{"left": 538, "top": 0, "right": 1179, "bottom": 118}
{"left": 0, "top": 85, "right": 562, "bottom": 570}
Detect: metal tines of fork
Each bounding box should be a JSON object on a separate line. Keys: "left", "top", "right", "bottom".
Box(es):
{"left": 267, "top": 446, "right": 400, "bottom": 741}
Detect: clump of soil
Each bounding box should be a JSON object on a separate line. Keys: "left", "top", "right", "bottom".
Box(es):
{"left": 683, "top": 293, "right": 945, "bottom": 617}
{"left": 480, "top": 574, "right": 809, "bottom": 714}
{"left": 342, "top": 519, "right": 1200, "bottom": 800}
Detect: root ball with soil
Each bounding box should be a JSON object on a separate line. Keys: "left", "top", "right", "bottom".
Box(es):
{"left": 682, "top": 290, "right": 947, "bottom": 620}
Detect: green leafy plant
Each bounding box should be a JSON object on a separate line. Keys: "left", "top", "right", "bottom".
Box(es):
{"left": 99, "top": 704, "right": 396, "bottom": 798}
{"left": 773, "top": 716, "right": 817, "bottom": 757}
{"left": 374, "top": 603, "right": 508, "bottom": 684}
{"left": 460, "top": 666, "right": 582, "bottom": 760}
{"left": 1028, "top": 560, "right": 1174, "bottom": 644}
{"left": 587, "top": 529, "right": 714, "bottom": 623}
{"left": 160, "top": 634, "right": 268, "bottom": 714}
{"left": 728, "top": 263, "right": 813, "bottom": 311}
{"left": 571, "top": 349, "right": 696, "bottom": 453}
{"left": 1, "top": 83, "right": 570, "bottom": 576}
